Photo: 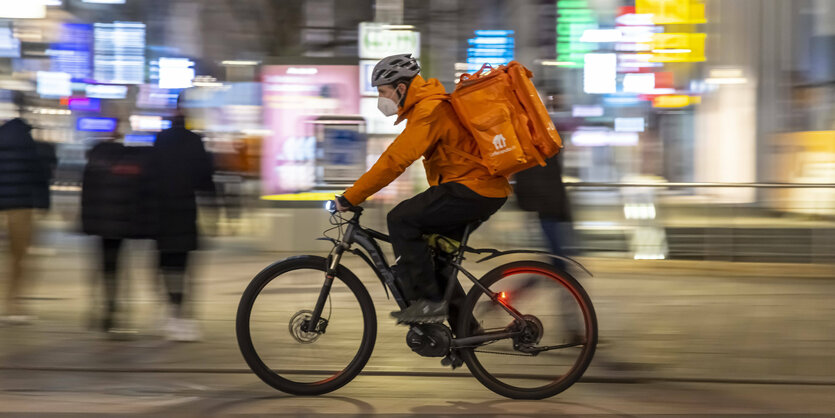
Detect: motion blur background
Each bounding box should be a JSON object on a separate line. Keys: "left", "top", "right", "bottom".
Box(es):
{"left": 1, "top": 0, "right": 835, "bottom": 405}
{"left": 2, "top": 0, "right": 834, "bottom": 259}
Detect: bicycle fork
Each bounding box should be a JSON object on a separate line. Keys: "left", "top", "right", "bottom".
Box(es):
{"left": 304, "top": 241, "right": 347, "bottom": 333}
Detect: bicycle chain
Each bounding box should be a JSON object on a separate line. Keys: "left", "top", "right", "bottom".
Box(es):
{"left": 466, "top": 337, "right": 535, "bottom": 357}
{"left": 463, "top": 326, "right": 536, "bottom": 357}
{"left": 473, "top": 349, "right": 534, "bottom": 357}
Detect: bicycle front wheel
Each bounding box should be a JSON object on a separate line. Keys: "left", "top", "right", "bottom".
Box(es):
{"left": 236, "top": 255, "right": 377, "bottom": 395}
{"left": 458, "top": 260, "right": 597, "bottom": 399}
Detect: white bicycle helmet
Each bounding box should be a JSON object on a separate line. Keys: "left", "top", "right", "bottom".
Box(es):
{"left": 371, "top": 53, "right": 420, "bottom": 87}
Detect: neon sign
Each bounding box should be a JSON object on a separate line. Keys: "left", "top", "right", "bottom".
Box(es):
{"left": 556, "top": 0, "right": 598, "bottom": 68}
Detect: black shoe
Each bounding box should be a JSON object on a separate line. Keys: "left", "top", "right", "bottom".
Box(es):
{"left": 390, "top": 300, "right": 448, "bottom": 325}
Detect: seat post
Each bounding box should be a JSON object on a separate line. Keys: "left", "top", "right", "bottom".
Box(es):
{"left": 442, "top": 222, "right": 477, "bottom": 303}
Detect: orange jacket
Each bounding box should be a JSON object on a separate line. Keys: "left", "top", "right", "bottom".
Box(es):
{"left": 343, "top": 75, "right": 511, "bottom": 206}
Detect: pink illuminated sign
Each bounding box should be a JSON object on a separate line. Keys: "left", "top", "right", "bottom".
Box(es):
{"left": 261, "top": 65, "right": 359, "bottom": 195}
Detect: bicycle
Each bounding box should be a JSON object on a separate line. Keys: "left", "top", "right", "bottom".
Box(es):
{"left": 236, "top": 203, "right": 597, "bottom": 399}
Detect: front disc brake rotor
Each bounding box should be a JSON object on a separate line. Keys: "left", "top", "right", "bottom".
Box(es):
{"left": 289, "top": 310, "right": 322, "bottom": 344}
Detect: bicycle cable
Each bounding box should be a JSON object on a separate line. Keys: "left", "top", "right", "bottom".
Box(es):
{"left": 322, "top": 210, "right": 348, "bottom": 242}
{"left": 326, "top": 292, "right": 332, "bottom": 322}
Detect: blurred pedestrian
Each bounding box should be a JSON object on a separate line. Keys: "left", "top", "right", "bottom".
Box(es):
{"left": 0, "top": 91, "right": 52, "bottom": 324}
{"left": 81, "top": 123, "right": 152, "bottom": 334}
{"left": 149, "top": 95, "right": 214, "bottom": 341}
{"left": 513, "top": 154, "right": 583, "bottom": 341}
{"left": 514, "top": 154, "right": 575, "bottom": 272}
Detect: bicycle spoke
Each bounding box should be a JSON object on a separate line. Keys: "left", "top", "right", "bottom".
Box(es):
{"left": 237, "top": 256, "right": 376, "bottom": 395}
{"left": 459, "top": 261, "right": 597, "bottom": 399}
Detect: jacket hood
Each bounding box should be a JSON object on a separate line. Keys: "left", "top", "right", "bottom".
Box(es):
{"left": 395, "top": 75, "right": 448, "bottom": 125}
{"left": 2, "top": 118, "right": 32, "bottom": 133}
{"left": 0, "top": 118, "right": 34, "bottom": 147}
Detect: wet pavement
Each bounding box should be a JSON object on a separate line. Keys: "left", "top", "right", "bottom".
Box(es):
{"left": 3, "top": 370, "right": 835, "bottom": 416}
{"left": 1, "top": 235, "right": 834, "bottom": 415}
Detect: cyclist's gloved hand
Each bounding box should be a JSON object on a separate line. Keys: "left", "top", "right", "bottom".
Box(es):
{"left": 334, "top": 195, "right": 353, "bottom": 212}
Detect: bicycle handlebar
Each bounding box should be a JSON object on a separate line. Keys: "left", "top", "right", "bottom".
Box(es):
{"left": 326, "top": 196, "right": 363, "bottom": 217}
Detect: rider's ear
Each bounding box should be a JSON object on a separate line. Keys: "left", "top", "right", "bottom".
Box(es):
{"left": 396, "top": 83, "right": 407, "bottom": 105}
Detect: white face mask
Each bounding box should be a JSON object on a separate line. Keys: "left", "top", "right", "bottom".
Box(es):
{"left": 377, "top": 90, "right": 401, "bottom": 117}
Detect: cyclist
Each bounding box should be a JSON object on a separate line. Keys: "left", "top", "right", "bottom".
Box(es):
{"left": 335, "top": 53, "right": 510, "bottom": 325}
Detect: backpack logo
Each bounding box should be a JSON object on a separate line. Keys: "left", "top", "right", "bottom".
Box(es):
{"left": 492, "top": 134, "right": 507, "bottom": 150}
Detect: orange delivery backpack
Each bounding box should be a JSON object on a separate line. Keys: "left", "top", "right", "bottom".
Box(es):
{"left": 443, "top": 61, "right": 563, "bottom": 177}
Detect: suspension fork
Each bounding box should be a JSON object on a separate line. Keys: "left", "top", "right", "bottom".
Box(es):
{"left": 306, "top": 226, "right": 353, "bottom": 333}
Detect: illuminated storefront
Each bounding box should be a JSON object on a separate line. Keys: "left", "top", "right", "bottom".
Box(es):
{"left": 261, "top": 63, "right": 361, "bottom": 197}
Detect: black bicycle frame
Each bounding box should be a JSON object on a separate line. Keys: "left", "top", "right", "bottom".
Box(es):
{"left": 306, "top": 208, "right": 527, "bottom": 346}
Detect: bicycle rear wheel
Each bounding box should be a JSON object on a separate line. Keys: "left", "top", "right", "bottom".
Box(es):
{"left": 236, "top": 255, "right": 376, "bottom": 395}
{"left": 457, "top": 260, "right": 597, "bottom": 399}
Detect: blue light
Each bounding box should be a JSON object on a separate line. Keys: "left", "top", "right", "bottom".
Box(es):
{"left": 468, "top": 37, "right": 515, "bottom": 46}
{"left": 125, "top": 133, "right": 155, "bottom": 144}
{"left": 76, "top": 117, "right": 118, "bottom": 132}
{"left": 467, "top": 48, "right": 515, "bottom": 58}
{"left": 51, "top": 24, "right": 93, "bottom": 81}
{"left": 67, "top": 97, "right": 101, "bottom": 112}
{"left": 602, "top": 95, "right": 643, "bottom": 106}
{"left": 0, "top": 28, "right": 21, "bottom": 58}
{"left": 467, "top": 29, "right": 515, "bottom": 70}
{"left": 474, "top": 30, "right": 515, "bottom": 37}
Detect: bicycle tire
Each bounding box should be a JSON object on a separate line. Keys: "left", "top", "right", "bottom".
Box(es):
{"left": 236, "top": 255, "right": 377, "bottom": 395}
{"left": 457, "top": 260, "right": 597, "bottom": 399}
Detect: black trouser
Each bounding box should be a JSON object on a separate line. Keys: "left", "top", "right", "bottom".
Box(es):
{"left": 100, "top": 237, "right": 123, "bottom": 321}
{"left": 387, "top": 183, "right": 506, "bottom": 302}
{"left": 159, "top": 251, "right": 190, "bottom": 315}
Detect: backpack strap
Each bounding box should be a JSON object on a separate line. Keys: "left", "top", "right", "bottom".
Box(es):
{"left": 440, "top": 144, "right": 484, "bottom": 166}
{"left": 459, "top": 63, "right": 493, "bottom": 84}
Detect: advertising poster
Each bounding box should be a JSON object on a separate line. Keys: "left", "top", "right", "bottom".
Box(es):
{"left": 261, "top": 64, "right": 359, "bottom": 195}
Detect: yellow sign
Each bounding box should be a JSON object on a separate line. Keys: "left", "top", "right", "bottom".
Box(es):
{"left": 261, "top": 192, "right": 337, "bottom": 201}
{"left": 636, "top": 0, "right": 706, "bottom": 24}
{"left": 261, "top": 192, "right": 377, "bottom": 202}
{"left": 653, "top": 95, "right": 701, "bottom": 108}
{"left": 645, "top": 33, "right": 706, "bottom": 62}
{"left": 649, "top": 33, "right": 707, "bottom": 62}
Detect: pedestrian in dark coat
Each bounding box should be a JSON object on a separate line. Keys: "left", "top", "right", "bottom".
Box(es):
{"left": 0, "top": 109, "right": 52, "bottom": 322}
{"left": 81, "top": 139, "right": 152, "bottom": 332}
{"left": 149, "top": 111, "right": 213, "bottom": 341}
{"left": 0, "top": 118, "right": 51, "bottom": 210}
{"left": 513, "top": 154, "right": 582, "bottom": 339}
{"left": 514, "top": 154, "right": 575, "bottom": 271}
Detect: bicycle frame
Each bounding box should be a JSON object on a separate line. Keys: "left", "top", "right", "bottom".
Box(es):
{"left": 305, "top": 208, "right": 528, "bottom": 348}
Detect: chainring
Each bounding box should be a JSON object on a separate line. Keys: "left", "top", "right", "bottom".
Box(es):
{"left": 406, "top": 323, "right": 453, "bottom": 357}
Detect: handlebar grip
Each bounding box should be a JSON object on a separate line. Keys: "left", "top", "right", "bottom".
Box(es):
{"left": 330, "top": 195, "right": 363, "bottom": 215}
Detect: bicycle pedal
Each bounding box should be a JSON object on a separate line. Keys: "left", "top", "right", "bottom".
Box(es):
{"left": 441, "top": 354, "right": 463, "bottom": 369}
